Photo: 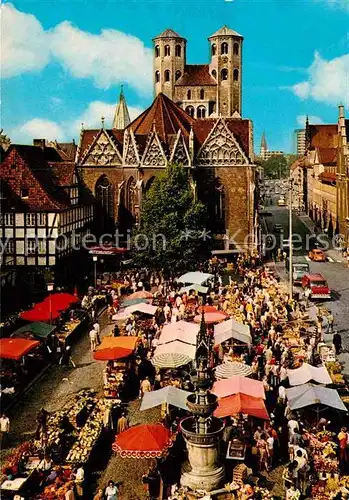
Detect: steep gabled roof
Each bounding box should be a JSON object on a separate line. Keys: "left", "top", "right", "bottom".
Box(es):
{"left": 209, "top": 25, "right": 243, "bottom": 39}
{"left": 128, "top": 93, "right": 196, "bottom": 143}
{"left": 319, "top": 172, "right": 336, "bottom": 183}
{"left": 113, "top": 87, "right": 131, "bottom": 130}
{"left": 153, "top": 28, "right": 184, "bottom": 40}
{"left": 77, "top": 129, "right": 124, "bottom": 164}
{"left": 176, "top": 65, "right": 216, "bottom": 86}
{"left": 317, "top": 147, "right": 337, "bottom": 166}
{"left": 309, "top": 124, "right": 337, "bottom": 149}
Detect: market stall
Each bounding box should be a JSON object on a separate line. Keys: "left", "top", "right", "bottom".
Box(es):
{"left": 152, "top": 341, "right": 196, "bottom": 369}
{"left": 212, "top": 376, "right": 265, "bottom": 400}
{"left": 215, "top": 361, "right": 253, "bottom": 380}
{"left": 287, "top": 363, "right": 332, "bottom": 386}
{"left": 213, "top": 393, "right": 269, "bottom": 420}
{"left": 214, "top": 318, "right": 252, "bottom": 346}
{"left": 158, "top": 321, "right": 199, "bottom": 346}
{"left": 140, "top": 386, "right": 191, "bottom": 411}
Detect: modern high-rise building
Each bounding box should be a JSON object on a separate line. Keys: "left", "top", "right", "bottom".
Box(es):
{"left": 294, "top": 128, "right": 306, "bottom": 156}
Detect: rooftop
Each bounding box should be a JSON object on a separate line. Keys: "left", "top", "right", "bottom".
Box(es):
{"left": 153, "top": 28, "right": 185, "bottom": 40}
{"left": 176, "top": 65, "right": 217, "bottom": 87}
{"left": 209, "top": 25, "right": 243, "bottom": 39}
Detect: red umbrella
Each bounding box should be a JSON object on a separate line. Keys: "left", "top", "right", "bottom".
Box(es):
{"left": 93, "top": 347, "right": 133, "bottom": 361}
{"left": 43, "top": 293, "right": 79, "bottom": 311}
{"left": 193, "top": 312, "right": 227, "bottom": 324}
{"left": 112, "top": 424, "right": 173, "bottom": 458}
{"left": 128, "top": 291, "right": 153, "bottom": 300}
{"left": 20, "top": 304, "right": 61, "bottom": 322}
{"left": 214, "top": 393, "right": 269, "bottom": 420}
{"left": 197, "top": 305, "right": 228, "bottom": 316}
{"left": 0, "top": 338, "right": 40, "bottom": 360}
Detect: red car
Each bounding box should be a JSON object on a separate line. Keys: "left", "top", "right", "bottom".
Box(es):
{"left": 308, "top": 249, "right": 326, "bottom": 262}
{"left": 302, "top": 273, "right": 331, "bottom": 300}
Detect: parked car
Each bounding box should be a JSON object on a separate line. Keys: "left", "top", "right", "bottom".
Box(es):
{"left": 277, "top": 197, "right": 286, "bottom": 207}
{"left": 301, "top": 273, "right": 331, "bottom": 300}
{"left": 285, "top": 256, "right": 310, "bottom": 284}
{"left": 308, "top": 248, "right": 326, "bottom": 262}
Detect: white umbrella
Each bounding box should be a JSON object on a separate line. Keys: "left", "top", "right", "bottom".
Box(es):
{"left": 179, "top": 284, "right": 208, "bottom": 294}
{"left": 285, "top": 383, "right": 347, "bottom": 411}
{"left": 177, "top": 271, "right": 214, "bottom": 285}
{"left": 152, "top": 352, "right": 193, "bottom": 368}
{"left": 214, "top": 319, "right": 252, "bottom": 346}
{"left": 158, "top": 321, "right": 199, "bottom": 346}
{"left": 140, "top": 386, "right": 191, "bottom": 411}
{"left": 154, "top": 341, "right": 196, "bottom": 360}
{"left": 287, "top": 363, "right": 332, "bottom": 386}
{"left": 112, "top": 303, "right": 158, "bottom": 320}
{"left": 215, "top": 361, "right": 253, "bottom": 379}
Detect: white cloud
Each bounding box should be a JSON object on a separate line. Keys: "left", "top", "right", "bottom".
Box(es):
{"left": 292, "top": 51, "right": 349, "bottom": 106}
{"left": 297, "top": 115, "right": 323, "bottom": 126}
{"left": 11, "top": 118, "right": 66, "bottom": 143}
{"left": 1, "top": 4, "right": 152, "bottom": 95}
{"left": 1, "top": 3, "right": 50, "bottom": 78}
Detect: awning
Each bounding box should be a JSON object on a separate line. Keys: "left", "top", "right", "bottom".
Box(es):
{"left": 214, "top": 319, "right": 252, "bottom": 346}
{"left": 0, "top": 338, "right": 40, "bottom": 360}
{"left": 122, "top": 298, "right": 151, "bottom": 307}
{"left": 285, "top": 383, "right": 347, "bottom": 411}
{"left": 154, "top": 341, "right": 196, "bottom": 360}
{"left": 194, "top": 312, "right": 227, "bottom": 324}
{"left": 158, "top": 321, "right": 199, "bottom": 346}
{"left": 214, "top": 393, "right": 269, "bottom": 420}
{"left": 140, "top": 386, "right": 191, "bottom": 411}
{"left": 112, "top": 303, "right": 158, "bottom": 320}
{"left": 98, "top": 336, "right": 139, "bottom": 351}
{"left": 127, "top": 291, "right": 153, "bottom": 300}
{"left": 179, "top": 284, "right": 208, "bottom": 294}
{"left": 215, "top": 361, "right": 253, "bottom": 379}
{"left": 94, "top": 347, "right": 133, "bottom": 361}
{"left": 11, "top": 322, "right": 56, "bottom": 339}
{"left": 287, "top": 363, "right": 332, "bottom": 386}
{"left": 152, "top": 352, "right": 193, "bottom": 369}
{"left": 212, "top": 376, "right": 265, "bottom": 399}
{"left": 112, "top": 424, "right": 173, "bottom": 458}
{"left": 177, "top": 272, "right": 214, "bottom": 285}
{"left": 20, "top": 303, "right": 61, "bottom": 323}
{"left": 43, "top": 292, "right": 79, "bottom": 311}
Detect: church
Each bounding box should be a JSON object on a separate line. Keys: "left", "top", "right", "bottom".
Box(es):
{"left": 77, "top": 26, "right": 260, "bottom": 251}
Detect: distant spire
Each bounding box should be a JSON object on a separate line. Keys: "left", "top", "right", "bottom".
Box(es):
{"left": 112, "top": 86, "right": 131, "bottom": 130}
{"left": 260, "top": 131, "right": 267, "bottom": 152}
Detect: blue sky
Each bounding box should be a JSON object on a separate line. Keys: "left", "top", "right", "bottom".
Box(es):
{"left": 2, "top": 0, "right": 348, "bottom": 153}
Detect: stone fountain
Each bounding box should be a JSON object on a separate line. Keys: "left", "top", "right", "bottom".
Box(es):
{"left": 180, "top": 314, "right": 225, "bottom": 491}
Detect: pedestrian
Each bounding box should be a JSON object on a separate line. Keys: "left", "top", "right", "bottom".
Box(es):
{"left": 74, "top": 464, "right": 84, "bottom": 498}
{"left": 333, "top": 331, "right": 342, "bottom": 355}
{"left": 89, "top": 328, "right": 97, "bottom": 352}
{"left": 93, "top": 320, "right": 101, "bottom": 345}
{"left": 105, "top": 480, "right": 119, "bottom": 500}
{"left": 93, "top": 489, "right": 104, "bottom": 500}
{"left": 117, "top": 413, "right": 128, "bottom": 434}
{"left": 139, "top": 376, "right": 152, "bottom": 398}
{"left": 0, "top": 414, "right": 10, "bottom": 448}
{"left": 338, "top": 427, "right": 349, "bottom": 473}
{"left": 327, "top": 311, "right": 334, "bottom": 334}
{"left": 113, "top": 324, "right": 120, "bottom": 337}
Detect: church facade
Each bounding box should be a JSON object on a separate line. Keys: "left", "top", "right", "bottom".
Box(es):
{"left": 77, "top": 26, "right": 259, "bottom": 251}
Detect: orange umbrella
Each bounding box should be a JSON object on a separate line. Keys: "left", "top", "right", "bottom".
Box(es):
{"left": 99, "top": 336, "right": 139, "bottom": 350}
{"left": 193, "top": 312, "right": 227, "bottom": 324}
{"left": 128, "top": 291, "right": 153, "bottom": 300}
{"left": 214, "top": 393, "right": 269, "bottom": 420}
{"left": 112, "top": 424, "right": 173, "bottom": 458}
{"left": 93, "top": 347, "right": 133, "bottom": 361}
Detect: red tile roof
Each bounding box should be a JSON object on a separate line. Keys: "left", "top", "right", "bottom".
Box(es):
{"left": 176, "top": 65, "right": 216, "bottom": 86}
{"left": 318, "top": 172, "right": 336, "bottom": 183}
{"left": 128, "top": 92, "right": 196, "bottom": 143}
{"left": 317, "top": 147, "right": 337, "bottom": 165}
{"left": 309, "top": 124, "right": 337, "bottom": 149}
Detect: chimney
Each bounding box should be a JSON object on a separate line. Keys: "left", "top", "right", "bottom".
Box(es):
{"left": 33, "top": 139, "right": 46, "bottom": 150}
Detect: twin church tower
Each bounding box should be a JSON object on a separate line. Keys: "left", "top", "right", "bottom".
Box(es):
{"left": 153, "top": 25, "right": 243, "bottom": 119}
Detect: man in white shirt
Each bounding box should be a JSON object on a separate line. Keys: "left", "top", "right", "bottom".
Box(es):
{"left": 278, "top": 385, "right": 286, "bottom": 403}
{"left": 89, "top": 329, "right": 97, "bottom": 351}
{"left": 288, "top": 417, "right": 299, "bottom": 438}
{"left": 93, "top": 321, "right": 101, "bottom": 345}
{"left": 0, "top": 414, "right": 10, "bottom": 448}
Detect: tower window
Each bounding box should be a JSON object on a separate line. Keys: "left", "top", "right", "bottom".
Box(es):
{"left": 164, "top": 70, "right": 170, "bottom": 82}
{"left": 164, "top": 45, "right": 170, "bottom": 56}
{"left": 221, "top": 68, "right": 228, "bottom": 80}
{"left": 197, "top": 106, "right": 206, "bottom": 118}
{"left": 200, "top": 89, "right": 205, "bottom": 100}
{"left": 212, "top": 69, "right": 217, "bottom": 79}
{"left": 233, "top": 68, "right": 239, "bottom": 81}
{"left": 221, "top": 42, "right": 228, "bottom": 55}
{"left": 155, "top": 45, "right": 160, "bottom": 57}
{"left": 211, "top": 43, "right": 217, "bottom": 56}
{"left": 185, "top": 106, "right": 194, "bottom": 117}
{"left": 187, "top": 89, "right": 191, "bottom": 100}
{"left": 233, "top": 43, "right": 239, "bottom": 56}
{"left": 175, "top": 70, "right": 182, "bottom": 81}
{"left": 175, "top": 44, "right": 181, "bottom": 57}
{"left": 155, "top": 71, "right": 160, "bottom": 83}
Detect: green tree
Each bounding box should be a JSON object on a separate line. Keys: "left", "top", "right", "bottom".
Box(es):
{"left": 262, "top": 154, "right": 288, "bottom": 179}
{"left": 132, "top": 163, "right": 208, "bottom": 271}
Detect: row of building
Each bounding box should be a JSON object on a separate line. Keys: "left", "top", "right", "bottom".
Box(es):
{"left": 291, "top": 107, "right": 349, "bottom": 247}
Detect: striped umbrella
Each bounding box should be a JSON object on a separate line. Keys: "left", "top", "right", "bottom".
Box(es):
{"left": 215, "top": 361, "right": 253, "bottom": 379}
{"left": 152, "top": 352, "right": 192, "bottom": 368}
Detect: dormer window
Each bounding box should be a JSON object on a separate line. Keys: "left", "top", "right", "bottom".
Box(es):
{"left": 21, "top": 188, "right": 29, "bottom": 199}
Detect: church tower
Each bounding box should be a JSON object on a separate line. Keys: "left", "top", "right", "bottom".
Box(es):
{"left": 208, "top": 25, "right": 243, "bottom": 117}
{"left": 112, "top": 86, "right": 131, "bottom": 130}
{"left": 153, "top": 28, "right": 186, "bottom": 100}
{"left": 260, "top": 131, "right": 268, "bottom": 159}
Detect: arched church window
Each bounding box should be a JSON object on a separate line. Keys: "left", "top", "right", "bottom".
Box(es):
{"left": 233, "top": 43, "right": 239, "bottom": 56}
{"left": 175, "top": 70, "right": 182, "bottom": 81}
{"left": 212, "top": 69, "right": 217, "bottom": 79}
{"left": 185, "top": 106, "right": 194, "bottom": 118}
{"left": 155, "top": 45, "right": 160, "bottom": 57}
{"left": 175, "top": 44, "right": 181, "bottom": 57}
{"left": 221, "top": 68, "right": 228, "bottom": 81}
{"left": 233, "top": 68, "right": 239, "bottom": 81}
{"left": 164, "top": 45, "right": 170, "bottom": 56}
{"left": 187, "top": 89, "right": 191, "bottom": 100}
{"left": 155, "top": 71, "right": 160, "bottom": 83}
{"left": 197, "top": 106, "right": 206, "bottom": 118}
{"left": 95, "top": 175, "right": 113, "bottom": 220}
{"left": 211, "top": 43, "right": 217, "bottom": 56}
{"left": 221, "top": 42, "right": 228, "bottom": 55}
{"left": 200, "top": 89, "right": 205, "bottom": 100}
{"left": 164, "top": 70, "right": 170, "bottom": 82}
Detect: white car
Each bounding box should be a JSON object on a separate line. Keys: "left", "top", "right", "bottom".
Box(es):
{"left": 277, "top": 197, "right": 286, "bottom": 206}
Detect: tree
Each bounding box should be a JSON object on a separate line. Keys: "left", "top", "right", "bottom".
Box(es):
{"left": 132, "top": 164, "right": 208, "bottom": 271}
{"left": 262, "top": 154, "right": 288, "bottom": 179}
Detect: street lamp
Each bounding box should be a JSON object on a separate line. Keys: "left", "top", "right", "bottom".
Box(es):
{"left": 47, "top": 282, "right": 54, "bottom": 324}
{"left": 93, "top": 256, "right": 98, "bottom": 289}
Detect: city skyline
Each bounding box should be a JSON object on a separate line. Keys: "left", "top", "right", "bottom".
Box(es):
{"left": 2, "top": 0, "right": 348, "bottom": 152}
